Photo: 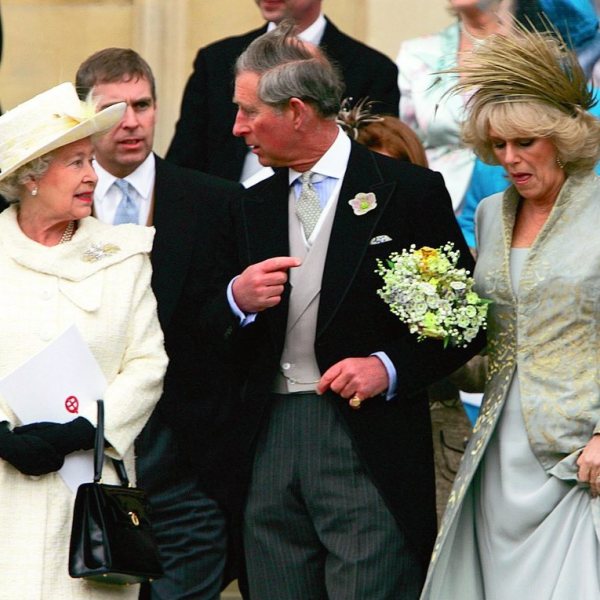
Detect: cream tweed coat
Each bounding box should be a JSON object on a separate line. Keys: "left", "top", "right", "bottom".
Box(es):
{"left": 0, "top": 206, "right": 167, "bottom": 599}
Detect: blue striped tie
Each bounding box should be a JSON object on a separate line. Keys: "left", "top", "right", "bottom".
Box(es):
{"left": 113, "top": 179, "right": 139, "bottom": 225}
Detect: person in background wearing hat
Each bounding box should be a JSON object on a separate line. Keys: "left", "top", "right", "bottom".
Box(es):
{"left": 336, "top": 97, "right": 429, "bottom": 167}
{"left": 0, "top": 82, "right": 167, "bottom": 598}
{"left": 76, "top": 48, "right": 245, "bottom": 600}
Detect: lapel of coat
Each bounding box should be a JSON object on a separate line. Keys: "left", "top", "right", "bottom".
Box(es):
{"left": 244, "top": 169, "right": 292, "bottom": 342}
{"left": 151, "top": 156, "right": 198, "bottom": 329}
{"left": 319, "top": 17, "right": 349, "bottom": 58}
{"left": 317, "top": 143, "right": 396, "bottom": 337}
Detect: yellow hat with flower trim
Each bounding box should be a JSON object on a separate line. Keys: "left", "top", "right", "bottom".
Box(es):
{"left": 0, "top": 82, "right": 125, "bottom": 181}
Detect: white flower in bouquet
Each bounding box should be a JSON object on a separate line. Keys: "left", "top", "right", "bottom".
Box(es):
{"left": 375, "top": 243, "right": 489, "bottom": 347}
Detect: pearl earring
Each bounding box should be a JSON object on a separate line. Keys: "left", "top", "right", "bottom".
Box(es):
{"left": 556, "top": 156, "right": 564, "bottom": 169}
{"left": 31, "top": 187, "right": 38, "bottom": 197}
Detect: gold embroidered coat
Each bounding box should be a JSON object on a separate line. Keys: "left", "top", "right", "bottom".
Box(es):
{"left": 422, "top": 172, "right": 600, "bottom": 598}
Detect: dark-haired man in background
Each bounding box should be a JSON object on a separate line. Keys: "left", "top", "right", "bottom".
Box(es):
{"left": 76, "top": 48, "right": 243, "bottom": 600}
{"left": 166, "top": 0, "right": 399, "bottom": 184}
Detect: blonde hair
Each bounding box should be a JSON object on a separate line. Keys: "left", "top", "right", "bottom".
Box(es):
{"left": 463, "top": 100, "right": 600, "bottom": 175}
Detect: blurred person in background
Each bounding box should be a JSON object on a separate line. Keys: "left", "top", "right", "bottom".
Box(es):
{"left": 337, "top": 97, "right": 429, "bottom": 167}
{"left": 397, "top": 0, "right": 509, "bottom": 218}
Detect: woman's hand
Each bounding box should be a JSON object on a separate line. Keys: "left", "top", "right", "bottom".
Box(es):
{"left": 0, "top": 422, "right": 64, "bottom": 476}
{"left": 13, "top": 417, "right": 95, "bottom": 455}
{"left": 577, "top": 434, "right": 600, "bottom": 497}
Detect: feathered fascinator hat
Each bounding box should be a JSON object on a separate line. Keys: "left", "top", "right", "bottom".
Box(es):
{"left": 0, "top": 82, "right": 125, "bottom": 182}
{"left": 336, "top": 97, "right": 384, "bottom": 140}
{"left": 447, "top": 19, "right": 597, "bottom": 118}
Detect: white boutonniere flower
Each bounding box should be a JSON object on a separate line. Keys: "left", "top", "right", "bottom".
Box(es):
{"left": 349, "top": 192, "right": 377, "bottom": 216}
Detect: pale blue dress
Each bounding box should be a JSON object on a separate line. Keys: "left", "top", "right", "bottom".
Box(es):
{"left": 472, "top": 248, "right": 600, "bottom": 599}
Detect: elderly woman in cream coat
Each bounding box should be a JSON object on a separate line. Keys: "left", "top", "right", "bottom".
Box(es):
{"left": 0, "top": 83, "right": 167, "bottom": 598}
{"left": 421, "top": 28, "right": 600, "bottom": 600}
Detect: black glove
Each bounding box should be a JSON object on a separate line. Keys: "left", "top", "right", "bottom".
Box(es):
{"left": 13, "top": 417, "right": 96, "bottom": 456}
{"left": 0, "top": 422, "right": 65, "bottom": 475}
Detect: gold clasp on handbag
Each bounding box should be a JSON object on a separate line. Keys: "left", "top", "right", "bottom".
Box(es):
{"left": 128, "top": 511, "right": 140, "bottom": 526}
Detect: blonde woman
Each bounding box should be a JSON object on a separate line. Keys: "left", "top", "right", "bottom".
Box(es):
{"left": 422, "top": 27, "right": 600, "bottom": 599}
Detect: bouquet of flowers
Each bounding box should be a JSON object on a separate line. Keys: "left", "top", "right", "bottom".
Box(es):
{"left": 375, "top": 243, "right": 489, "bottom": 348}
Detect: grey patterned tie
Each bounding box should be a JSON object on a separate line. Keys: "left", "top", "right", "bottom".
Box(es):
{"left": 113, "top": 179, "right": 140, "bottom": 225}
{"left": 295, "top": 171, "right": 321, "bottom": 239}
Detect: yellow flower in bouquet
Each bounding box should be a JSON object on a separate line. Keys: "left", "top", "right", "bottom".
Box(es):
{"left": 376, "top": 243, "right": 489, "bottom": 347}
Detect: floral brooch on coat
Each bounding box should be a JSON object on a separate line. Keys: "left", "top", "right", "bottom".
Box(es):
{"left": 82, "top": 243, "right": 121, "bottom": 263}
{"left": 348, "top": 192, "right": 377, "bottom": 216}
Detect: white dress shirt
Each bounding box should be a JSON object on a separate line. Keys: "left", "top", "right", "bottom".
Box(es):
{"left": 93, "top": 153, "right": 156, "bottom": 226}
{"left": 288, "top": 126, "right": 349, "bottom": 245}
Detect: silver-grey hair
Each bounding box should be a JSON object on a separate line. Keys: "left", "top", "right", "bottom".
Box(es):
{"left": 0, "top": 154, "right": 54, "bottom": 203}
{"left": 235, "top": 22, "right": 345, "bottom": 118}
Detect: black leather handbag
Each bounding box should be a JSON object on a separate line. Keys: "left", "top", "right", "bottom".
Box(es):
{"left": 68, "top": 400, "right": 163, "bottom": 584}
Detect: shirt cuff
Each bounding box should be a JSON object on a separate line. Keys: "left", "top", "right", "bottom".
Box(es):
{"left": 227, "top": 277, "right": 257, "bottom": 326}
{"left": 372, "top": 351, "right": 397, "bottom": 401}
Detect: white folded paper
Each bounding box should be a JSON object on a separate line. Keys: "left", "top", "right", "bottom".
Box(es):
{"left": 0, "top": 325, "right": 107, "bottom": 493}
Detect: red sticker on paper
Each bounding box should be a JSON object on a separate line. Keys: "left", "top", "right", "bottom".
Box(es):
{"left": 65, "top": 396, "right": 79, "bottom": 414}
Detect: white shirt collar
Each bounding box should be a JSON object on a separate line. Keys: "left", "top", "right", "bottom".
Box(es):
{"left": 289, "top": 126, "right": 350, "bottom": 185}
{"left": 93, "top": 153, "right": 155, "bottom": 200}
{"left": 93, "top": 153, "right": 155, "bottom": 225}
{"left": 267, "top": 13, "right": 326, "bottom": 45}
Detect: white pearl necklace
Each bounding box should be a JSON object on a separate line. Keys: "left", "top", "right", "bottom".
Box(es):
{"left": 460, "top": 22, "right": 488, "bottom": 47}
{"left": 59, "top": 220, "right": 75, "bottom": 244}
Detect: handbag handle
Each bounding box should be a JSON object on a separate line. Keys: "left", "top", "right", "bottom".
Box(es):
{"left": 93, "top": 399, "right": 130, "bottom": 487}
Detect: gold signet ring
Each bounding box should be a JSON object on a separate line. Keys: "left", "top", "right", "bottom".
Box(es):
{"left": 349, "top": 395, "right": 362, "bottom": 410}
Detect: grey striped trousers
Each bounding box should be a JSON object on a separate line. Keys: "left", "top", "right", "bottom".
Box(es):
{"left": 244, "top": 392, "right": 422, "bottom": 599}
